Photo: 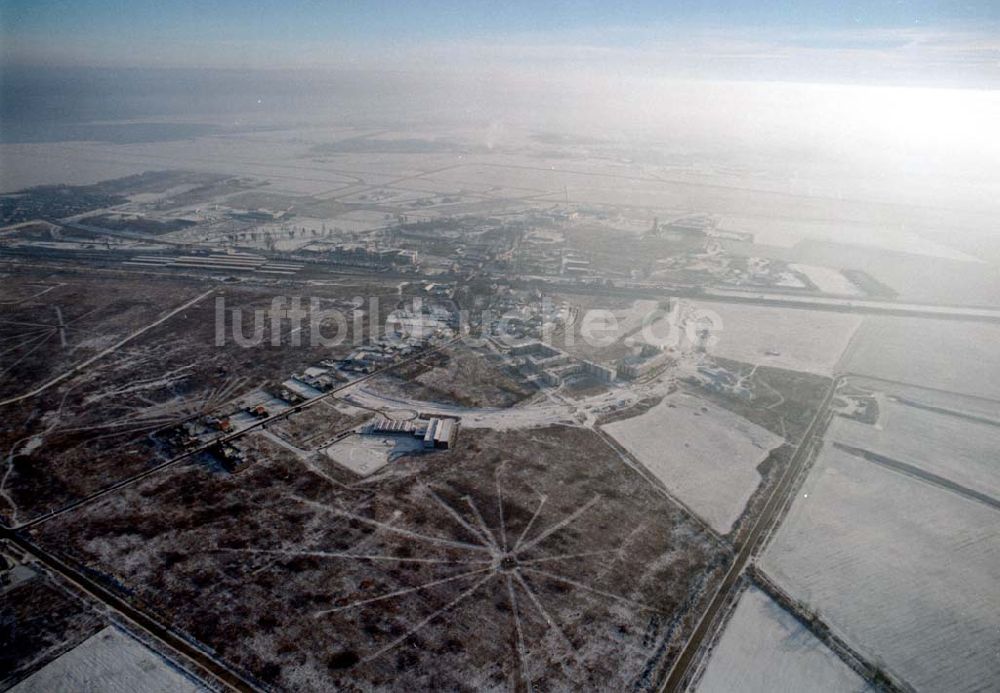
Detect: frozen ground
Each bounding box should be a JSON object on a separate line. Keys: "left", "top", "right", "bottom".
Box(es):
{"left": 692, "top": 301, "right": 862, "bottom": 376}
{"left": 281, "top": 378, "right": 325, "bottom": 400}
{"left": 610, "top": 299, "right": 662, "bottom": 337}
{"left": 322, "top": 433, "right": 424, "bottom": 476}
{"left": 338, "top": 366, "right": 685, "bottom": 432}
{"left": 719, "top": 216, "right": 982, "bottom": 263}
{"left": 842, "top": 316, "right": 1000, "bottom": 401}
{"left": 693, "top": 586, "right": 871, "bottom": 693}
{"left": 602, "top": 391, "right": 782, "bottom": 534}
{"left": 849, "top": 377, "right": 1000, "bottom": 422}
{"left": 9, "top": 626, "right": 205, "bottom": 693}
{"left": 761, "top": 444, "right": 1000, "bottom": 692}
{"left": 829, "top": 399, "right": 1000, "bottom": 502}
{"left": 33, "top": 424, "right": 727, "bottom": 691}
{"left": 789, "top": 264, "right": 862, "bottom": 296}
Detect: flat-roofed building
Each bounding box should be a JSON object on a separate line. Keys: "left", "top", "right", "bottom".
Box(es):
{"left": 433, "top": 418, "right": 457, "bottom": 449}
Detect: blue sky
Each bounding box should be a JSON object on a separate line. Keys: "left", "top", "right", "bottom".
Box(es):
{"left": 3, "top": 1, "right": 998, "bottom": 42}
{"left": 2, "top": 0, "right": 998, "bottom": 86}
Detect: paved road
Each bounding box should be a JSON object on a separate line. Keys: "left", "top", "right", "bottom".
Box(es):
{"left": 8, "top": 243, "right": 1000, "bottom": 325}
{"left": 0, "top": 525, "right": 257, "bottom": 692}
{"left": 1, "top": 338, "right": 462, "bottom": 690}
{"left": 0, "top": 288, "right": 215, "bottom": 408}
{"left": 659, "top": 375, "right": 841, "bottom": 693}
{"left": 535, "top": 280, "right": 1000, "bottom": 324}
{"left": 12, "top": 337, "right": 460, "bottom": 531}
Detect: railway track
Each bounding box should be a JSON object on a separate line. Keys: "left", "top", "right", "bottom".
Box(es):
{"left": 0, "top": 339, "right": 461, "bottom": 690}
{"left": 660, "top": 375, "right": 841, "bottom": 692}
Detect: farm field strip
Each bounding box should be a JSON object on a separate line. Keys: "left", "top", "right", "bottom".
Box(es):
{"left": 603, "top": 392, "right": 782, "bottom": 535}
{"left": 760, "top": 444, "right": 1000, "bottom": 693}
{"left": 692, "top": 585, "right": 873, "bottom": 693}
{"left": 828, "top": 400, "right": 1000, "bottom": 503}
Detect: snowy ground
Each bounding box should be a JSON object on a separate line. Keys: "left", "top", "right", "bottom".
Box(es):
{"left": 761, "top": 444, "right": 1000, "bottom": 693}
{"left": 322, "top": 433, "right": 424, "bottom": 476}
{"left": 339, "top": 339, "right": 710, "bottom": 435}
{"left": 281, "top": 378, "right": 325, "bottom": 400}
{"left": 692, "top": 301, "right": 862, "bottom": 376}
{"left": 693, "top": 586, "right": 872, "bottom": 693}
{"left": 9, "top": 626, "right": 205, "bottom": 693}
{"left": 609, "top": 299, "right": 662, "bottom": 337}
{"left": 789, "top": 264, "right": 862, "bottom": 296}
{"left": 829, "top": 399, "right": 1000, "bottom": 502}
{"left": 602, "top": 392, "right": 782, "bottom": 534}
{"left": 842, "top": 316, "right": 1000, "bottom": 401}
{"left": 718, "top": 215, "right": 982, "bottom": 263}
{"left": 341, "top": 385, "right": 573, "bottom": 430}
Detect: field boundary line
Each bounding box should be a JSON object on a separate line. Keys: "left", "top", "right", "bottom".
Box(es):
{"left": 0, "top": 289, "right": 214, "bottom": 408}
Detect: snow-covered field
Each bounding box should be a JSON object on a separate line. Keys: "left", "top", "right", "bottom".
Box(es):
{"left": 790, "top": 263, "right": 862, "bottom": 296}
{"left": 719, "top": 215, "right": 982, "bottom": 263}
{"left": 693, "top": 586, "right": 871, "bottom": 693}
{"left": 761, "top": 445, "right": 1000, "bottom": 692}
{"left": 692, "top": 301, "right": 862, "bottom": 376}
{"left": 10, "top": 626, "right": 205, "bottom": 692}
{"left": 842, "top": 317, "right": 1000, "bottom": 401}
{"left": 602, "top": 391, "right": 782, "bottom": 534}
{"left": 610, "top": 299, "right": 662, "bottom": 337}
{"left": 829, "top": 400, "right": 1000, "bottom": 502}
{"left": 322, "top": 433, "right": 423, "bottom": 476}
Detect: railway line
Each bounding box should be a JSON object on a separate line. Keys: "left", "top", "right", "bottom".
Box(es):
{"left": 660, "top": 375, "right": 841, "bottom": 692}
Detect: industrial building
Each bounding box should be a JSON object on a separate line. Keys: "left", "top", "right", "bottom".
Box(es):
{"left": 365, "top": 415, "right": 459, "bottom": 450}
{"left": 617, "top": 342, "right": 672, "bottom": 380}
{"left": 506, "top": 340, "right": 616, "bottom": 387}
{"left": 579, "top": 359, "right": 616, "bottom": 383}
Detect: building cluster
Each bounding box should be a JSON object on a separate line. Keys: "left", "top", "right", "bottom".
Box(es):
{"left": 340, "top": 340, "right": 422, "bottom": 374}
{"left": 694, "top": 363, "right": 752, "bottom": 399}
{"left": 511, "top": 231, "right": 565, "bottom": 275}
{"left": 365, "top": 415, "right": 459, "bottom": 450}
{"left": 341, "top": 306, "right": 454, "bottom": 374}
{"left": 617, "top": 341, "right": 673, "bottom": 380}
{"left": 421, "top": 281, "right": 455, "bottom": 299}
{"left": 504, "top": 340, "right": 616, "bottom": 387}
{"left": 167, "top": 297, "right": 459, "bottom": 469}
{"left": 646, "top": 213, "right": 716, "bottom": 239}
{"left": 491, "top": 297, "right": 712, "bottom": 386}
{"left": 322, "top": 241, "right": 419, "bottom": 268}
{"left": 385, "top": 304, "right": 454, "bottom": 340}
{"left": 212, "top": 441, "right": 248, "bottom": 472}
{"left": 561, "top": 252, "right": 592, "bottom": 277}
{"left": 483, "top": 290, "right": 569, "bottom": 342}
{"left": 172, "top": 341, "right": 444, "bottom": 465}
{"left": 283, "top": 365, "right": 341, "bottom": 396}
{"left": 0, "top": 186, "right": 126, "bottom": 225}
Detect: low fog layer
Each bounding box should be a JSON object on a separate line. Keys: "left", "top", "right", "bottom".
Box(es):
{"left": 2, "top": 66, "right": 999, "bottom": 215}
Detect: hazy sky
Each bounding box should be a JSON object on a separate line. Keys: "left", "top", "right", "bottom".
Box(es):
{"left": 0, "top": 2, "right": 998, "bottom": 218}
{"left": 2, "top": 1, "right": 999, "bottom": 87}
